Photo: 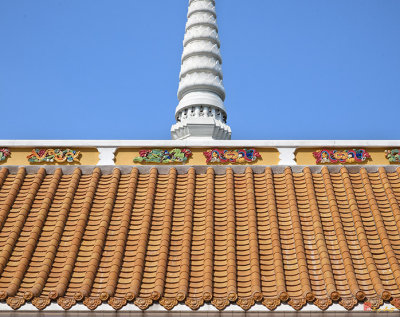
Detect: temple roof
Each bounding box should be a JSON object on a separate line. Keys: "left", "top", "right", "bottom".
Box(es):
{"left": 0, "top": 165, "right": 400, "bottom": 311}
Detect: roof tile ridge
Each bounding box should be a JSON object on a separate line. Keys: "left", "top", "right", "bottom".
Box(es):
{"left": 7, "top": 168, "right": 62, "bottom": 299}
{"left": 264, "top": 167, "right": 288, "bottom": 302}
{"left": 203, "top": 167, "right": 214, "bottom": 302}
{"left": 126, "top": 167, "right": 158, "bottom": 301}
{"left": 50, "top": 167, "right": 101, "bottom": 300}
{"left": 360, "top": 168, "right": 400, "bottom": 295}
{"left": 0, "top": 167, "right": 9, "bottom": 190}
{"left": 0, "top": 168, "right": 45, "bottom": 286}
{"left": 244, "top": 167, "right": 262, "bottom": 303}
{"left": 225, "top": 168, "right": 237, "bottom": 302}
{"left": 320, "top": 167, "right": 365, "bottom": 301}
{"left": 0, "top": 167, "right": 26, "bottom": 232}
{"left": 80, "top": 168, "right": 121, "bottom": 301}
{"left": 303, "top": 167, "right": 338, "bottom": 302}
{"left": 103, "top": 168, "right": 139, "bottom": 302}
{"left": 340, "top": 167, "right": 389, "bottom": 300}
{"left": 283, "top": 167, "right": 314, "bottom": 302}
{"left": 154, "top": 168, "right": 177, "bottom": 301}
{"left": 378, "top": 167, "right": 400, "bottom": 244}
{"left": 30, "top": 168, "right": 82, "bottom": 299}
{"left": 178, "top": 168, "right": 195, "bottom": 302}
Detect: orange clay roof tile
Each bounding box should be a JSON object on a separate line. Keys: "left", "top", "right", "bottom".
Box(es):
{"left": 0, "top": 166, "right": 400, "bottom": 311}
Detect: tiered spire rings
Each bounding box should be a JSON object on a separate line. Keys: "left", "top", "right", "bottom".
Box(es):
{"left": 171, "top": 0, "right": 231, "bottom": 140}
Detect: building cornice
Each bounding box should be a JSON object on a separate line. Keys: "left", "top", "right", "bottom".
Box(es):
{"left": 0, "top": 140, "right": 399, "bottom": 148}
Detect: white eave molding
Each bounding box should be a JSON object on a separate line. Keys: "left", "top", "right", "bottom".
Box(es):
{"left": 0, "top": 140, "right": 399, "bottom": 147}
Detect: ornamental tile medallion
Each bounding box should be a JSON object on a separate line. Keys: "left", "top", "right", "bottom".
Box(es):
{"left": 133, "top": 149, "right": 192, "bottom": 164}
{"left": 313, "top": 149, "right": 370, "bottom": 164}
{"left": 32, "top": 297, "right": 51, "bottom": 310}
{"left": 27, "top": 149, "right": 80, "bottom": 163}
{"left": 57, "top": 297, "right": 76, "bottom": 310}
{"left": 204, "top": 149, "right": 261, "bottom": 164}
{"left": 0, "top": 148, "right": 11, "bottom": 162}
{"left": 385, "top": 149, "right": 400, "bottom": 163}
{"left": 108, "top": 297, "right": 127, "bottom": 310}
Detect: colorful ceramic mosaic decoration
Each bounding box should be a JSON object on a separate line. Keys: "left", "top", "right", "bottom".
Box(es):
{"left": 0, "top": 148, "right": 11, "bottom": 162}
{"left": 133, "top": 149, "right": 192, "bottom": 163}
{"left": 204, "top": 148, "right": 261, "bottom": 164}
{"left": 313, "top": 149, "right": 370, "bottom": 164}
{"left": 27, "top": 149, "right": 81, "bottom": 163}
{"left": 385, "top": 149, "right": 400, "bottom": 163}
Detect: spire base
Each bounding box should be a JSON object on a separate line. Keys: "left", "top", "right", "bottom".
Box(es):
{"left": 171, "top": 117, "right": 231, "bottom": 140}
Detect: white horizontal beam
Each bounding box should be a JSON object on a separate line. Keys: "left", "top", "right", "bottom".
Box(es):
{"left": 0, "top": 140, "right": 399, "bottom": 148}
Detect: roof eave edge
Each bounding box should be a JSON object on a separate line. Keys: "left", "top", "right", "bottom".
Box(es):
{"left": 0, "top": 140, "right": 399, "bottom": 148}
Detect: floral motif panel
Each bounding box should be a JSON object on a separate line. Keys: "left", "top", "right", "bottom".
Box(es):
{"left": 385, "top": 149, "right": 400, "bottom": 163}
{"left": 0, "top": 148, "right": 11, "bottom": 162}
{"left": 313, "top": 149, "right": 370, "bottom": 164}
{"left": 133, "top": 149, "right": 192, "bottom": 163}
{"left": 204, "top": 149, "right": 261, "bottom": 164}
{"left": 27, "top": 149, "right": 80, "bottom": 163}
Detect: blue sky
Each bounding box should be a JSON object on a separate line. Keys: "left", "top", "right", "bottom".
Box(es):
{"left": 1, "top": 0, "right": 399, "bottom": 140}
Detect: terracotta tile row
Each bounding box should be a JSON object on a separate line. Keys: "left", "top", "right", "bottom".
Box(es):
{"left": 0, "top": 166, "right": 400, "bottom": 311}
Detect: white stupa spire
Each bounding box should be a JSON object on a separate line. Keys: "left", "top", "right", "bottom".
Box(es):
{"left": 171, "top": 0, "right": 232, "bottom": 140}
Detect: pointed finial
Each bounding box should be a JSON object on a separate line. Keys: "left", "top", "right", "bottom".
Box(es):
{"left": 171, "top": 0, "right": 231, "bottom": 140}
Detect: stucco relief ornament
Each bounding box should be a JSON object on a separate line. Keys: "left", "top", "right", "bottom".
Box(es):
{"left": 385, "top": 149, "right": 400, "bottom": 163}
{"left": 0, "top": 148, "right": 11, "bottom": 161}
{"left": 237, "top": 297, "right": 255, "bottom": 310}
{"left": 133, "top": 149, "right": 192, "bottom": 164}
{"left": 314, "top": 297, "right": 332, "bottom": 310}
{"left": 262, "top": 298, "right": 281, "bottom": 310}
{"left": 6, "top": 297, "right": 25, "bottom": 310}
{"left": 204, "top": 149, "right": 261, "bottom": 164}
{"left": 211, "top": 297, "right": 229, "bottom": 310}
{"left": 134, "top": 297, "right": 153, "bottom": 310}
{"left": 159, "top": 297, "right": 178, "bottom": 310}
{"left": 32, "top": 297, "right": 51, "bottom": 310}
{"left": 339, "top": 297, "right": 357, "bottom": 310}
{"left": 364, "top": 298, "right": 384, "bottom": 310}
{"left": 83, "top": 297, "right": 102, "bottom": 310}
{"left": 108, "top": 297, "right": 127, "bottom": 310}
{"left": 185, "top": 297, "right": 204, "bottom": 310}
{"left": 288, "top": 298, "right": 306, "bottom": 310}
{"left": 27, "top": 148, "right": 80, "bottom": 163}
{"left": 313, "top": 149, "right": 370, "bottom": 164}
{"left": 57, "top": 297, "right": 76, "bottom": 310}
